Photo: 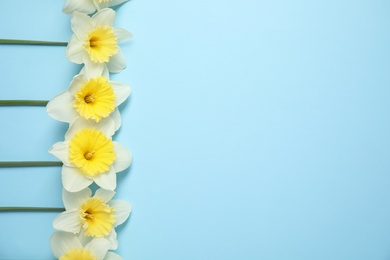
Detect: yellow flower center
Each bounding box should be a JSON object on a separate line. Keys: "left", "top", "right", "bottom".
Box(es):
{"left": 69, "top": 128, "right": 116, "bottom": 176}
{"left": 84, "top": 26, "right": 118, "bottom": 63}
{"left": 73, "top": 76, "right": 116, "bottom": 122}
{"left": 80, "top": 197, "right": 116, "bottom": 237}
{"left": 60, "top": 248, "right": 96, "bottom": 260}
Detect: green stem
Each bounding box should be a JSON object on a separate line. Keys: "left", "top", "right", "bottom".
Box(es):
{"left": 0, "top": 207, "right": 64, "bottom": 212}
{"left": 0, "top": 39, "right": 67, "bottom": 46}
{"left": 0, "top": 100, "right": 48, "bottom": 106}
{"left": 0, "top": 161, "right": 62, "bottom": 167}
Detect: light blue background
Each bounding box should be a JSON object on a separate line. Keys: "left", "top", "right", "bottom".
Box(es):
{"left": 0, "top": 0, "right": 390, "bottom": 259}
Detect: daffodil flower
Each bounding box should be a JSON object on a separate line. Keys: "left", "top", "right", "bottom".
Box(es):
{"left": 50, "top": 231, "right": 123, "bottom": 260}
{"left": 49, "top": 118, "right": 132, "bottom": 192}
{"left": 67, "top": 8, "right": 132, "bottom": 76}
{"left": 53, "top": 188, "right": 131, "bottom": 250}
{"left": 46, "top": 69, "right": 131, "bottom": 131}
{"left": 63, "top": 0, "right": 129, "bottom": 15}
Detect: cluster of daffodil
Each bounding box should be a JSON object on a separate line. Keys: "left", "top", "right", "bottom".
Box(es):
{"left": 46, "top": 1, "right": 132, "bottom": 259}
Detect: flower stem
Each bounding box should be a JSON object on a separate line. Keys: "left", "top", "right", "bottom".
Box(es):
{"left": 0, "top": 100, "right": 48, "bottom": 106}
{"left": 0, "top": 207, "right": 64, "bottom": 212}
{"left": 0, "top": 39, "right": 67, "bottom": 46}
{"left": 0, "top": 161, "right": 62, "bottom": 167}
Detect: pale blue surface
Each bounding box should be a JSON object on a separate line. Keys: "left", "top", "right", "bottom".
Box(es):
{"left": 1, "top": 0, "right": 390, "bottom": 259}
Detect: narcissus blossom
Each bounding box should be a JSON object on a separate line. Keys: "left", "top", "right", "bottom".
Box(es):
{"left": 49, "top": 118, "right": 132, "bottom": 192}
{"left": 63, "top": 0, "right": 129, "bottom": 15}
{"left": 50, "top": 232, "right": 122, "bottom": 260}
{"left": 67, "top": 8, "right": 132, "bottom": 76}
{"left": 46, "top": 70, "right": 131, "bottom": 131}
{"left": 53, "top": 188, "right": 131, "bottom": 250}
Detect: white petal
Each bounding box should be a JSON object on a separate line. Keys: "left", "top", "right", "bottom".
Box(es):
{"left": 94, "top": 188, "right": 115, "bottom": 202}
{"left": 69, "top": 73, "right": 87, "bottom": 95}
{"left": 79, "top": 66, "right": 87, "bottom": 76}
{"left": 97, "top": 0, "right": 129, "bottom": 9}
{"left": 107, "top": 49, "right": 126, "bottom": 73}
{"left": 71, "top": 11, "right": 94, "bottom": 40}
{"left": 63, "top": 187, "right": 92, "bottom": 210}
{"left": 112, "top": 81, "right": 131, "bottom": 106}
{"left": 113, "top": 142, "right": 132, "bottom": 172}
{"left": 93, "top": 167, "right": 116, "bottom": 191}
{"left": 66, "top": 35, "right": 84, "bottom": 64}
{"left": 69, "top": 110, "right": 81, "bottom": 124}
{"left": 46, "top": 91, "right": 73, "bottom": 122}
{"left": 113, "top": 28, "right": 132, "bottom": 43}
{"left": 83, "top": 54, "right": 105, "bottom": 78}
{"left": 109, "top": 0, "right": 130, "bottom": 5}
{"left": 104, "top": 252, "right": 123, "bottom": 260}
{"left": 65, "top": 118, "right": 95, "bottom": 139}
{"left": 66, "top": 118, "right": 115, "bottom": 139}
{"left": 85, "top": 239, "right": 110, "bottom": 260}
{"left": 109, "top": 200, "right": 132, "bottom": 227}
{"left": 48, "top": 141, "right": 71, "bottom": 166}
{"left": 82, "top": 64, "right": 109, "bottom": 79}
{"left": 65, "top": 117, "right": 96, "bottom": 140}
{"left": 53, "top": 210, "right": 82, "bottom": 234}
{"left": 50, "top": 232, "right": 82, "bottom": 258}
{"left": 111, "top": 108, "right": 122, "bottom": 131}
{"left": 106, "top": 229, "right": 118, "bottom": 250}
{"left": 66, "top": 117, "right": 116, "bottom": 140}
{"left": 97, "top": 117, "right": 116, "bottom": 137}
{"left": 92, "top": 8, "right": 116, "bottom": 27}
{"left": 62, "top": 165, "right": 93, "bottom": 192}
{"left": 77, "top": 231, "right": 92, "bottom": 247}
{"left": 102, "top": 66, "right": 110, "bottom": 78}
{"left": 63, "top": 0, "right": 96, "bottom": 14}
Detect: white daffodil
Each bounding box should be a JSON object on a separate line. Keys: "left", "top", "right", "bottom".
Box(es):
{"left": 49, "top": 117, "right": 132, "bottom": 192}
{"left": 67, "top": 8, "right": 132, "bottom": 76}
{"left": 46, "top": 69, "right": 131, "bottom": 131}
{"left": 63, "top": 0, "right": 129, "bottom": 15}
{"left": 53, "top": 188, "right": 131, "bottom": 250}
{"left": 50, "top": 231, "right": 123, "bottom": 260}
